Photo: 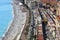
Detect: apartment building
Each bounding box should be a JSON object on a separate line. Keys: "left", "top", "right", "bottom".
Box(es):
{"left": 40, "top": 0, "right": 57, "bottom": 5}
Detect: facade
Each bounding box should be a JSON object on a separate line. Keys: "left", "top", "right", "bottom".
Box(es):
{"left": 50, "top": 0, "right": 57, "bottom": 5}
{"left": 56, "top": 1, "right": 60, "bottom": 22}
{"left": 37, "top": 24, "right": 44, "bottom": 40}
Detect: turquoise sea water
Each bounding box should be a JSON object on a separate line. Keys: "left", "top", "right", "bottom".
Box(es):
{"left": 0, "top": 0, "right": 13, "bottom": 37}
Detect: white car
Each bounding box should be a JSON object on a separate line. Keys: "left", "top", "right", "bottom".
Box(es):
{"left": 19, "top": 2, "right": 23, "bottom": 6}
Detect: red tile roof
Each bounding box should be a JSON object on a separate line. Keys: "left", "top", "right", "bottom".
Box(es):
{"left": 40, "top": 0, "right": 57, "bottom": 5}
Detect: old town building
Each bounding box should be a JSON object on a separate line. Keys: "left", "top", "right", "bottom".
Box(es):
{"left": 40, "top": 0, "right": 57, "bottom": 5}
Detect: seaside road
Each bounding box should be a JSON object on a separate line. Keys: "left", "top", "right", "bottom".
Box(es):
{"left": 2, "top": 3, "right": 28, "bottom": 40}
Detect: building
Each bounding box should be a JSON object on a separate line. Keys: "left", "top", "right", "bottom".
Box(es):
{"left": 40, "top": 0, "right": 57, "bottom": 5}
{"left": 24, "top": 0, "right": 40, "bottom": 8}
{"left": 50, "top": 0, "right": 57, "bottom": 5}
{"left": 40, "top": 0, "right": 47, "bottom": 3}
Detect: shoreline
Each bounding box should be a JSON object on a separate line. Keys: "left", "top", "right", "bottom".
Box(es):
{"left": 1, "top": 5, "right": 14, "bottom": 39}
{"left": 2, "top": 2, "right": 28, "bottom": 40}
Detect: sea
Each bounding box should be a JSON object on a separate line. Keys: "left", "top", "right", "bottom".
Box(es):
{"left": 0, "top": 0, "right": 13, "bottom": 38}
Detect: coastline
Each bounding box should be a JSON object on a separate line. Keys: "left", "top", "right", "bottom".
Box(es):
{"left": 2, "top": 1, "right": 28, "bottom": 40}
{"left": 2, "top": 5, "right": 14, "bottom": 38}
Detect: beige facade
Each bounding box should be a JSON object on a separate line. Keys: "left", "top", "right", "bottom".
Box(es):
{"left": 56, "top": 2, "right": 60, "bottom": 16}
{"left": 56, "top": 8, "right": 60, "bottom": 16}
